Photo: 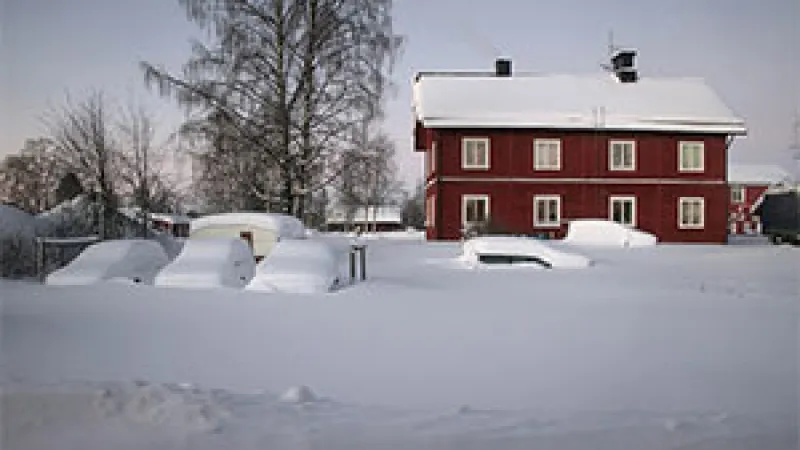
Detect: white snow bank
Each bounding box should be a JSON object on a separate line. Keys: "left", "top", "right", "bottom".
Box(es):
{"left": 245, "top": 239, "right": 343, "bottom": 294}
{"left": 154, "top": 238, "right": 255, "bottom": 289}
{"left": 461, "top": 236, "right": 592, "bottom": 268}
{"left": 0, "top": 204, "right": 36, "bottom": 238}
{"left": 46, "top": 239, "right": 170, "bottom": 286}
{"left": 563, "top": 219, "right": 658, "bottom": 247}
{"left": 191, "top": 212, "right": 306, "bottom": 239}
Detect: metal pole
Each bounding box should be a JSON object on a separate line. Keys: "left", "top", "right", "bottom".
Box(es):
{"left": 349, "top": 247, "right": 356, "bottom": 283}
{"left": 359, "top": 246, "right": 366, "bottom": 281}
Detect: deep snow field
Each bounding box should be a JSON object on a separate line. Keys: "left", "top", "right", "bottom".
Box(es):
{"left": 2, "top": 235, "right": 798, "bottom": 449}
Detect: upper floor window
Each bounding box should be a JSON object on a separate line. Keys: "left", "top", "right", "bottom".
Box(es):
{"left": 730, "top": 185, "right": 745, "bottom": 204}
{"left": 533, "top": 195, "right": 561, "bottom": 228}
{"left": 462, "top": 194, "right": 489, "bottom": 225}
{"left": 678, "top": 197, "right": 705, "bottom": 229}
{"left": 679, "top": 141, "right": 704, "bottom": 172}
{"left": 534, "top": 139, "right": 561, "bottom": 170}
{"left": 462, "top": 137, "right": 489, "bottom": 170}
{"left": 609, "top": 140, "right": 636, "bottom": 171}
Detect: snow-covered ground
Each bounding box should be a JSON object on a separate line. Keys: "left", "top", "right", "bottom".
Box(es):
{"left": 2, "top": 237, "right": 798, "bottom": 449}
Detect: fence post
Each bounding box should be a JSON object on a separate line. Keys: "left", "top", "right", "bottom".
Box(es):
{"left": 358, "top": 245, "right": 366, "bottom": 281}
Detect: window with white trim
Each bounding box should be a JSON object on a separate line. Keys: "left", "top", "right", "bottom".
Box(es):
{"left": 609, "top": 196, "right": 637, "bottom": 227}
{"left": 533, "top": 195, "right": 561, "bottom": 227}
{"left": 609, "top": 140, "right": 636, "bottom": 171}
{"left": 462, "top": 194, "right": 489, "bottom": 225}
{"left": 425, "top": 196, "right": 436, "bottom": 226}
{"left": 678, "top": 197, "right": 705, "bottom": 229}
{"left": 730, "top": 185, "right": 745, "bottom": 203}
{"left": 462, "top": 138, "right": 489, "bottom": 170}
{"left": 534, "top": 139, "right": 561, "bottom": 170}
{"left": 679, "top": 141, "right": 704, "bottom": 172}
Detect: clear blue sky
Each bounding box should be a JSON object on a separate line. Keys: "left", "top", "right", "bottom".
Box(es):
{"left": 2, "top": 0, "right": 799, "bottom": 186}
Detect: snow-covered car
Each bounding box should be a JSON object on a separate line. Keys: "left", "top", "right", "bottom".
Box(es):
{"left": 562, "top": 219, "right": 657, "bottom": 247}
{"left": 154, "top": 238, "right": 255, "bottom": 289}
{"left": 45, "top": 239, "right": 170, "bottom": 286}
{"left": 245, "top": 239, "right": 344, "bottom": 294}
{"left": 461, "top": 236, "right": 591, "bottom": 269}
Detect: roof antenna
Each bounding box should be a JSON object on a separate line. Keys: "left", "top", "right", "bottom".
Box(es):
{"left": 601, "top": 30, "right": 619, "bottom": 72}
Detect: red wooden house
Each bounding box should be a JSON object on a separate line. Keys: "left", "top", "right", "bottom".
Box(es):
{"left": 413, "top": 53, "right": 747, "bottom": 243}
{"left": 727, "top": 164, "right": 792, "bottom": 234}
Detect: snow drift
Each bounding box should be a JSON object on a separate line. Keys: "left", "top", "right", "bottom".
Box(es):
{"left": 245, "top": 239, "right": 343, "bottom": 294}
{"left": 45, "top": 239, "right": 170, "bottom": 286}
{"left": 154, "top": 238, "right": 255, "bottom": 289}
{"left": 461, "top": 236, "right": 592, "bottom": 268}
{"left": 563, "top": 219, "right": 657, "bottom": 247}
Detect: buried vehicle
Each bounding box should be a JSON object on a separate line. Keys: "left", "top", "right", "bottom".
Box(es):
{"left": 245, "top": 239, "right": 345, "bottom": 294}
{"left": 45, "top": 239, "right": 170, "bottom": 286}
{"left": 752, "top": 187, "right": 800, "bottom": 245}
{"left": 189, "top": 212, "right": 306, "bottom": 262}
{"left": 154, "top": 238, "right": 256, "bottom": 289}
{"left": 461, "top": 236, "right": 592, "bottom": 269}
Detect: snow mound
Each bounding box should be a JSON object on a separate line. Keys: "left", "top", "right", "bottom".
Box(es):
{"left": 279, "top": 385, "right": 319, "bottom": 404}
{"left": 46, "top": 239, "right": 170, "bottom": 286}
{"left": 246, "top": 239, "right": 343, "bottom": 294}
{"left": 462, "top": 236, "right": 592, "bottom": 269}
{"left": 154, "top": 238, "right": 255, "bottom": 289}
{"left": 191, "top": 212, "right": 306, "bottom": 239}
{"left": 94, "top": 382, "right": 229, "bottom": 432}
{"left": 0, "top": 204, "right": 36, "bottom": 238}
{"left": 563, "top": 220, "right": 657, "bottom": 248}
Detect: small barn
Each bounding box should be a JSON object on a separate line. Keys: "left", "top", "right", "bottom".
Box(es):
{"left": 727, "top": 164, "right": 792, "bottom": 234}
{"left": 326, "top": 206, "right": 404, "bottom": 232}
{"left": 190, "top": 212, "right": 306, "bottom": 261}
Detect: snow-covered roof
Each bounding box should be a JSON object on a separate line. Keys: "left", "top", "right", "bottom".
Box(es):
{"left": 190, "top": 212, "right": 306, "bottom": 238}
{"left": 727, "top": 164, "right": 792, "bottom": 185}
{"left": 413, "top": 73, "right": 747, "bottom": 134}
{"left": 326, "top": 206, "right": 403, "bottom": 224}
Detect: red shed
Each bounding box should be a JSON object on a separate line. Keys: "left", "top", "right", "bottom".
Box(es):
{"left": 727, "top": 164, "right": 792, "bottom": 234}
{"left": 413, "top": 54, "right": 747, "bottom": 243}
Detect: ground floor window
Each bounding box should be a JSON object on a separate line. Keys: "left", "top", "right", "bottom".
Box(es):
{"left": 678, "top": 197, "right": 705, "bottom": 229}
{"left": 609, "top": 196, "right": 636, "bottom": 227}
{"left": 533, "top": 195, "right": 561, "bottom": 228}
{"left": 462, "top": 194, "right": 489, "bottom": 225}
{"left": 426, "top": 196, "right": 436, "bottom": 226}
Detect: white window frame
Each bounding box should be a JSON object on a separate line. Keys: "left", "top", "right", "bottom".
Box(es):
{"left": 678, "top": 141, "right": 705, "bottom": 172}
{"left": 461, "top": 137, "right": 490, "bottom": 170}
{"left": 608, "top": 196, "right": 637, "bottom": 227}
{"left": 533, "top": 139, "right": 562, "bottom": 171}
{"left": 425, "top": 195, "right": 436, "bottom": 226}
{"left": 678, "top": 197, "right": 705, "bottom": 229}
{"left": 533, "top": 195, "right": 562, "bottom": 228}
{"left": 608, "top": 140, "right": 636, "bottom": 171}
{"left": 462, "top": 194, "right": 490, "bottom": 226}
{"left": 730, "top": 185, "right": 745, "bottom": 204}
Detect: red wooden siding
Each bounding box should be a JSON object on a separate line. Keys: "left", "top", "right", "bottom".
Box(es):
{"left": 431, "top": 129, "right": 726, "bottom": 181}
{"left": 422, "top": 128, "right": 731, "bottom": 243}
{"left": 728, "top": 184, "right": 769, "bottom": 234}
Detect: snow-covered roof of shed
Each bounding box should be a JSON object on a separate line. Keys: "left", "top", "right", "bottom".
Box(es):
{"left": 727, "top": 164, "right": 792, "bottom": 185}
{"left": 190, "top": 212, "right": 305, "bottom": 238}
{"left": 326, "top": 206, "right": 403, "bottom": 224}
{"left": 413, "top": 73, "right": 746, "bottom": 134}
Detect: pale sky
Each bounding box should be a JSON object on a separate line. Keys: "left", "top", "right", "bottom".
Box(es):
{"left": 2, "top": 0, "right": 799, "bottom": 186}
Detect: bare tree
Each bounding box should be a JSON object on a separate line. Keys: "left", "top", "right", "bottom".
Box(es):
{"left": 0, "top": 138, "right": 61, "bottom": 213}
{"left": 117, "top": 103, "right": 179, "bottom": 236}
{"left": 141, "top": 0, "right": 401, "bottom": 220}
{"left": 45, "top": 91, "right": 120, "bottom": 239}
